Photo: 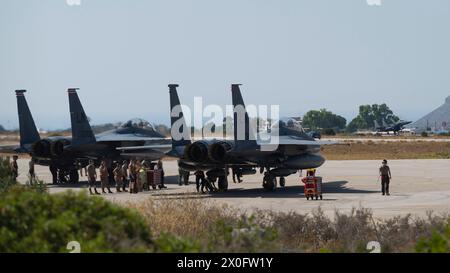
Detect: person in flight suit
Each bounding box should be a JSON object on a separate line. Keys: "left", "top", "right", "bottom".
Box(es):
{"left": 156, "top": 160, "right": 167, "bottom": 189}
{"left": 87, "top": 160, "right": 100, "bottom": 195}
{"left": 100, "top": 160, "right": 113, "bottom": 194}
{"left": 28, "top": 158, "right": 36, "bottom": 184}
{"left": 379, "top": 159, "right": 392, "bottom": 196}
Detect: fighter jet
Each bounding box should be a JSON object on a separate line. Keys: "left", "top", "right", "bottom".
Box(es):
{"left": 168, "top": 84, "right": 334, "bottom": 191}
{"left": 11, "top": 89, "right": 171, "bottom": 183}
{"left": 64, "top": 88, "right": 171, "bottom": 162}
{"left": 374, "top": 119, "right": 412, "bottom": 135}
{"left": 167, "top": 84, "right": 258, "bottom": 191}
{"left": 12, "top": 90, "right": 81, "bottom": 183}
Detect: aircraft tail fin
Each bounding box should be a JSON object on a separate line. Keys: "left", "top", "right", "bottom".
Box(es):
{"left": 231, "top": 84, "right": 257, "bottom": 147}
{"left": 169, "top": 84, "right": 191, "bottom": 150}
{"left": 16, "top": 90, "right": 41, "bottom": 148}
{"left": 68, "top": 88, "right": 96, "bottom": 146}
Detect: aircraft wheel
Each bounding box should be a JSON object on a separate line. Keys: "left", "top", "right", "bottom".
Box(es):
{"left": 263, "top": 174, "right": 276, "bottom": 191}
{"left": 218, "top": 175, "right": 228, "bottom": 192}
{"left": 279, "top": 177, "right": 286, "bottom": 187}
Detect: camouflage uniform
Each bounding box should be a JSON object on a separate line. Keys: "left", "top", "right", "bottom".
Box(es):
{"left": 87, "top": 162, "right": 99, "bottom": 195}
{"left": 100, "top": 163, "right": 112, "bottom": 194}
{"left": 113, "top": 165, "right": 123, "bottom": 192}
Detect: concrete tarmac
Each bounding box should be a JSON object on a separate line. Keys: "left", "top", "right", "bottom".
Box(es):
{"left": 15, "top": 158, "right": 450, "bottom": 219}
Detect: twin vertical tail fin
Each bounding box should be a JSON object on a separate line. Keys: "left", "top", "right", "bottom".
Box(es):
{"left": 68, "top": 88, "right": 96, "bottom": 146}
{"left": 169, "top": 84, "right": 191, "bottom": 151}
{"left": 231, "top": 84, "right": 257, "bottom": 148}
{"left": 16, "top": 90, "right": 40, "bottom": 148}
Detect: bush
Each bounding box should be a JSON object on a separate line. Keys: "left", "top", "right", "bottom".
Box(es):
{"left": 416, "top": 220, "right": 450, "bottom": 253}
{"left": 421, "top": 131, "right": 429, "bottom": 137}
{"left": 0, "top": 188, "right": 154, "bottom": 252}
{"left": 0, "top": 157, "right": 17, "bottom": 193}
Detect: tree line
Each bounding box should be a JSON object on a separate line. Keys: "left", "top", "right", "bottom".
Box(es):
{"left": 302, "top": 103, "right": 400, "bottom": 133}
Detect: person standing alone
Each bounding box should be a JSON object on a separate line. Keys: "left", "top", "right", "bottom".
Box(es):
{"left": 379, "top": 159, "right": 392, "bottom": 196}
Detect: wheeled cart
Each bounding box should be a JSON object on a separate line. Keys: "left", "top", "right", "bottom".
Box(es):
{"left": 302, "top": 176, "right": 323, "bottom": 200}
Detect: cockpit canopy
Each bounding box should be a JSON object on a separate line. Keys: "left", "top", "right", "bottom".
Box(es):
{"left": 120, "top": 118, "right": 155, "bottom": 131}
{"left": 272, "top": 117, "right": 305, "bottom": 133}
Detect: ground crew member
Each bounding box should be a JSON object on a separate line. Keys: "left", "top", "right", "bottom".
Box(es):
{"left": 121, "top": 160, "right": 129, "bottom": 192}
{"left": 105, "top": 158, "right": 115, "bottom": 187}
{"left": 156, "top": 160, "right": 166, "bottom": 189}
{"left": 113, "top": 163, "right": 123, "bottom": 192}
{"left": 100, "top": 160, "right": 113, "bottom": 194}
{"left": 87, "top": 160, "right": 100, "bottom": 195}
{"left": 194, "top": 170, "right": 211, "bottom": 193}
{"left": 10, "top": 155, "right": 19, "bottom": 182}
{"left": 28, "top": 158, "right": 36, "bottom": 184}
{"left": 129, "top": 159, "right": 138, "bottom": 194}
{"left": 379, "top": 159, "right": 392, "bottom": 196}
{"left": 178, "top": 167, "right": 189, "bottom": 186}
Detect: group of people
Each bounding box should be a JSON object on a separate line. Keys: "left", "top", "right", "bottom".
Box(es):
{"left": 86, "top": 159, "right": 165, "bottom": 195}
{"left": 8, "top": 155, "right": 393, "bottom": 196}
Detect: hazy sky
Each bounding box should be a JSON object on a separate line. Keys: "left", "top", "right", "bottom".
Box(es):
{"left": 1, "top": 0, "right": 449, "bottom": 130}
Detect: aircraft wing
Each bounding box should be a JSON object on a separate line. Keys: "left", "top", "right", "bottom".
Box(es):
{"left": 96, "top": 134, "right": 171, "bottom": 142}
{"left": 116, "top": 144, "right": 172, "bottom": 151}
{"left": 257, "top": 138, "right": 338, "bottom": 146}
{"left": 115, "top": 144, "right": 172, "bottom": 160}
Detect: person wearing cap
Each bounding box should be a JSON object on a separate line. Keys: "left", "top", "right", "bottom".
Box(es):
{"left": 87, "top": 160, "right": 100, "bottom": 195}
{"left": 100, "top": 160, "right": 113, "bottom": 194}
{"left": 379, "top": 159, "right": 392, "bottom": 196}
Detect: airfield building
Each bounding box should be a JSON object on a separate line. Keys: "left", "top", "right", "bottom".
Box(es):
{"left": 410, "top": 96, "right": 450, "bottom": 132}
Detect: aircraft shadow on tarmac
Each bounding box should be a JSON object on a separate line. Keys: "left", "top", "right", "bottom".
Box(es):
{"left": 150, "top": 180, "right": 379, "bottom": 199}
{"left": 46, "top": 177, "right": 379, "bottom": 200}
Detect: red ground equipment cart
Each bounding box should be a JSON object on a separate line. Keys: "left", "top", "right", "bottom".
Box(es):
{"left": 302, "top": 171, "right": 323, "bottom": 200}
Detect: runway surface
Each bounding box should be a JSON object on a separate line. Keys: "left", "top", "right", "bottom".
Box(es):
{"left": 15, "top": 159, "right": 450, "bottom": 219}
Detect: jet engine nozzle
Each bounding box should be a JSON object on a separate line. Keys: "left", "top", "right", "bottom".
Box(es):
{"left": 51, "top": 139, "right": 71, "bottom": 156}
{"left": 208, "top": 141, "right": 233, "bottom": 163}
{"left": 32, "top": 139, "right": 52, "bottom": 157}
{"left": 184, "top": 141, "right": 209, "bottom": 162}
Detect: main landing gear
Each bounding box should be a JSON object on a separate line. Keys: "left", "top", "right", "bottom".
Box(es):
{"left": 262, "top": 170, "right": 286, "bottom": 191}
{"left": 263, "top": 172, "right": 277, "bottom": 191}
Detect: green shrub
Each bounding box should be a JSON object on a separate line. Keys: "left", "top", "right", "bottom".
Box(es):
{"left": 0, "top": 157, "right": 17, "bottom": 193}
{"left": 0, "top": 188, "right": 154, "bottom": 253}
{"left": 416, "top": 221, "right": 450, "bottom": 253}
